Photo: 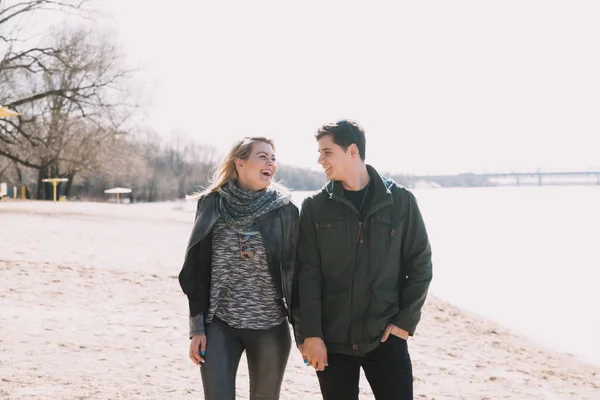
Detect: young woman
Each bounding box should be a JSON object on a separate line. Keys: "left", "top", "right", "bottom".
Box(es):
{"left": 178, "top": 137, "right": 299, "bottom": 400}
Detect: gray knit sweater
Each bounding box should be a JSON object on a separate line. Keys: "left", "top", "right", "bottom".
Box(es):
{"left": 189, "top": 219, "right": 286, "bottom": 337}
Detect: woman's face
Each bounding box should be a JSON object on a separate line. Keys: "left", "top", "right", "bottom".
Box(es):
{"left": 235, "top": 141, "right": 277, "bottom": 191}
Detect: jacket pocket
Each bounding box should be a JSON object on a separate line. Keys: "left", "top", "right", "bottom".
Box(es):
{"left": 369, "top": 211, "right": 402, "bottom": 273}
{"left": 373, "top": 211, "right": 394, "bottom": 249}
{"left": 321, "top": 292, "right": 349, "bottom": 344}
{"left": 316, "top": 220, "right": 346, "bottom": 258}
{"left": 365, "top": 289, "right": 399, "bottom": 340}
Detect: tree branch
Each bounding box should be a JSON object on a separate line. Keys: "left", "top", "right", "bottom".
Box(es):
{"left": 0, "top": 147, "right": 40, "bottom": 168}
{"left": 0, "top": 1, "right": 88, "bottom": 26}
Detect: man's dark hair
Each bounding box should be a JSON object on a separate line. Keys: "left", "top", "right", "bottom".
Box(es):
{"left": 315, "top": 119, "right": 366, "bottom": 161}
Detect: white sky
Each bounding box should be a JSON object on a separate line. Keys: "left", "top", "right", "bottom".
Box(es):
{"left": 97, "top": 0, "right": 600, "bottom": 175}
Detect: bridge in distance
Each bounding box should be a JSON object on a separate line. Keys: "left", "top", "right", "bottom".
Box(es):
{"left": 412, "top": 171, "right": 600, "bottom": 187}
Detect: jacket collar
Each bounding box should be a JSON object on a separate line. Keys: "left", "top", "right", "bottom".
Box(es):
{"left": 186, "top": 192, "right": 220, "bottom": 252}
{"left": 323, "top": 164, "right": 393, "bottom": 217}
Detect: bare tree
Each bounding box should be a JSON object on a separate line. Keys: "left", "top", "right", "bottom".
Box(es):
{"left": 0, "top": 6, "right": 135, "bottom": 198}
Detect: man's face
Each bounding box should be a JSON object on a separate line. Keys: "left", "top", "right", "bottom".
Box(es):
{"left": 317, "top": 134, "right": 353, "bottom": 181}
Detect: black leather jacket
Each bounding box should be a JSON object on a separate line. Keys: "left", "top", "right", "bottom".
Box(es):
{"left": 178, "top": 191, "right": 299, "bottom": 323}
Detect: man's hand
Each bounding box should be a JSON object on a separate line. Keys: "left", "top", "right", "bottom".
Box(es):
{"left": 380, "top": 324, "right": 409, "bottom": 342}
{"left": 189, "top": 334, "right": 207, "bottom": 365}
{"left": 302, "top": 337, "right": 328, "bottom": 371}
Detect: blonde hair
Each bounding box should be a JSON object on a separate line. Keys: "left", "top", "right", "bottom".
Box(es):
{"left": 187, "top": 136, "right": 288, "bottom": 200}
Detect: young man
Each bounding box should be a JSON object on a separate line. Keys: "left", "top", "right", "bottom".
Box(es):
{"left": 296, "top": 119, "right": 433, "bottom": 400}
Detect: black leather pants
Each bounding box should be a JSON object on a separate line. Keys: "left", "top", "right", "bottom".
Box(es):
{"left": 200, "top": 317, "right": 291, "bottom": 400}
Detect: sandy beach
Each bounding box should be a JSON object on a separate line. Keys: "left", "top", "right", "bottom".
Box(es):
{"left": 1, "top": 200, "right": 598, "bottom": 399}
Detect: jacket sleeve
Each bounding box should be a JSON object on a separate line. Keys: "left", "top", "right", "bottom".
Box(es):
{"left": 391, "top": 190, "right": 433, "bottom": 335}
{"left": 296, "top": 196, "right": 324, "bottom": 342}
{"left": 286, "top": 203, "right": 302, "bottom": 343}
{"left": 178, "top": 196, "right": 210, "bottom": 318}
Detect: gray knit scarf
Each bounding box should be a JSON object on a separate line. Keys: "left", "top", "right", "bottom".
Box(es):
{"left": 218, "top": 181, "right": 289, "bottom": 235}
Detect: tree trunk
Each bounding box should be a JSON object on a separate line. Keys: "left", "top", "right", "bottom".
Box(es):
{"left": 37, "top": 163, "right": 62, "bottom": 200}
{"left": 63, "top": 171, "right": 76, "bottom": 198}
{"left": 14, "top": 163, "right": 24, "bottom": 184}
{"left": 178, "top": 176, "right": 186, "bottom": 199}
{"left": 37, "top": 165, "right": 49, "bottom": 200}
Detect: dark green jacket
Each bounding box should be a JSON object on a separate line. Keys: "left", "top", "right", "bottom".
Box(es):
{"left": 295, "top": 165, "right": 432, "bottom": 356}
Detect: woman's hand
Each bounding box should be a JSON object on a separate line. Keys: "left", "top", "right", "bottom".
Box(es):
{"left": 302, "top": 337, "right": 328, "bottom": 371}
{"left": 189, "top": 334, "right": 207, "bottom": 365}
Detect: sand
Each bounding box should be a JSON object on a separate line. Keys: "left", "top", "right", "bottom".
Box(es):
{"left": 1, "top": 200, "right": 598, "bottom": 399}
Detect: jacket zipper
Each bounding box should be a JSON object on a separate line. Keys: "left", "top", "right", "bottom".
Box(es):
{"left": 278, "top": 209, "right": 290, "bottom": 317}
{"left": 351, "top": 217, "right": 362, "bottom": 349}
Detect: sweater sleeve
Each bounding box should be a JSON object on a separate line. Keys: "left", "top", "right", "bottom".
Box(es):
{"left": 189, "top": 312, "right": 206, "bottom": 338}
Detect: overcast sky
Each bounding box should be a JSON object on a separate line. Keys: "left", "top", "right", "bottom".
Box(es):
{"left": 97, "top": 0, "right": 600, "bottom": 175}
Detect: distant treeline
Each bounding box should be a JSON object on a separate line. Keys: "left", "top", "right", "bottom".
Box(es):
{"left": 0, "top": 132, "right": 326, "bottom": 202}
{"left": 1, "top": 129, "right": 414, "bottom": 201}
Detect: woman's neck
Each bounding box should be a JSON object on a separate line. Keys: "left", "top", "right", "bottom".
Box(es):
{"left": 235, "top": 179, "right": 264, "bottom": 193}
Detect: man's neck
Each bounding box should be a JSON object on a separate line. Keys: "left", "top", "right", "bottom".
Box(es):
{"left": 340, "top": 164, "right": 370, "bottom": 191}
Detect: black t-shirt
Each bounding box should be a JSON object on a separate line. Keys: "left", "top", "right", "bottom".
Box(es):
{"left": 343, "top": 180, "right": 373, "bottom": 218}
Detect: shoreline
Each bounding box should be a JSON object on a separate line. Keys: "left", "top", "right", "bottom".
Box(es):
{"left": 430, "top": 291, "right": 600, "bottom": 369}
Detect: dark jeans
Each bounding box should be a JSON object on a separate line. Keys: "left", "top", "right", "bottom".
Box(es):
{"left": 316, "top": 335, "right": 413, "bottom": 400}
{"left": 200, "top": 317, "right": 291, "bottom": 400}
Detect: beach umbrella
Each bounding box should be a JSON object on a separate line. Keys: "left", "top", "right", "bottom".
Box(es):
{"left": 41, "top": 178, "right": 69, "bottom": 202}
{"left": 0, "top": 106, "right": 22, "bottom": 117}
{"left": 104, "top": 187, "right": 132, "bottom": 203}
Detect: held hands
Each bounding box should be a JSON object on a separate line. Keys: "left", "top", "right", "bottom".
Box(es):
{"left": 300, "top": 337, "right": 328, "bottom": 371}
{"left": 189, "top": 334, "right": 207, "bottom": 365}
{"left": 380, "top": 324, "right": 409, "bottom": 342}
